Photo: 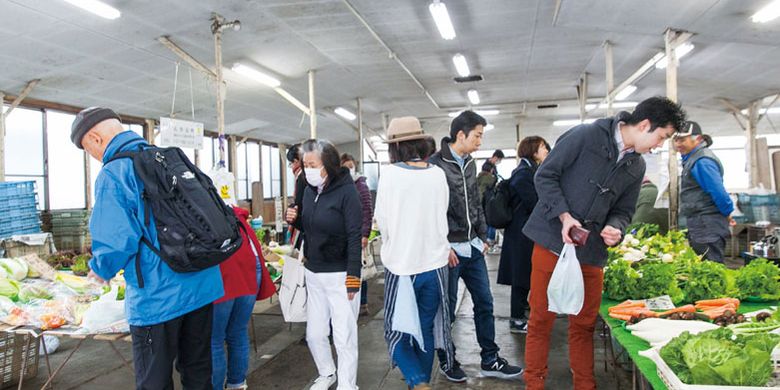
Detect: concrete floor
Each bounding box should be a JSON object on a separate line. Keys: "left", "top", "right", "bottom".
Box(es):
{"left": 18, "top": 253, "right": 633, "bottom": 389}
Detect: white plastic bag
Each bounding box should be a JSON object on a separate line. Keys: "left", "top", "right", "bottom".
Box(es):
{"left": 208, "top": 165, "right": 237, "bottom": 206}
{"left": 278, "top": 245, "right": 307, "bottom": 322}
{"left": 547, "top": 244, "right": 584, "bottom": 315}
{"left": 80, "top": 285, "right": 128, "bottom": 333}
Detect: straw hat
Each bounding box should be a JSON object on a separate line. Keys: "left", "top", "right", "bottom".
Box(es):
{"left": 385, "top": 116, "right": 430, "bottom": 143}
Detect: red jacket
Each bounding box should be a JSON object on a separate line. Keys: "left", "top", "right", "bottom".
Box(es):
{"left": 216, "top": 207, "right": 277, "bottom": 304}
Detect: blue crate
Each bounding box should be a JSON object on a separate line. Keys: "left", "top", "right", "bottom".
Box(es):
{"left": 0, "top": 210, "right": 39, "bottom": 226}
{"left": 0, "top": 181, "right": 36, "bottom": 199}
{"left": 0, "top": 225, "right": 41, "bottom": 239}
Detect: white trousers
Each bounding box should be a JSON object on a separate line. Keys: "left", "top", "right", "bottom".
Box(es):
{"left": 305, "top": 269, "right": 360, "bottom": 390}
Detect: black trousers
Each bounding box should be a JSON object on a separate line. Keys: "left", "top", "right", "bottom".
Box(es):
{"left": 511, "top": 285, "right": 529, "bottom": 320}
{"left": 130, "top": 304, "right": 213, "bottom": 390}
{"left": 690, "top": 237, "right": 726, "bottom": 263}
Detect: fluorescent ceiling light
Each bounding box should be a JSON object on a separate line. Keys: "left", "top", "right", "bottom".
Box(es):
{"left": 467, "top": 89, "right": 480, "bottom": 105}
{"left": 231, "top": 63, "right": 281, "bottom": 87}
{"left": 586, "top": 101, "right": 639, "bottom": 110}
{"left": 448, "top": 109, "right": 500, "bottom": 118}
{"left": 452, "top": 53, "right": 470, "bottom": 77}
{"left": 62, "top": 0, "right": 120, "bottom": 19}
{"left": 553, "top": 119, "right": 597, "bottom": 127}
{"left": 334, "top": 107, "right": 357, "bottom": 121}
{"left": 752, "top": 0, "right": 780, "bottom": 23}
{"left": 484, "top": 124, "right": 495, "bottom": 131}
{"left": 615, "top": 85, "right": 637, "bottom": 101}
{"left": 655, "top": 43, "right": 695, "bottom": 69}
{"left": 429, "top": 1, "right": 456, "bottom": 40}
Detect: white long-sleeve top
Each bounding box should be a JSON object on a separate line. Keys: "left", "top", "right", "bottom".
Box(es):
{"left": 374, "top": 163, "right": 451, "bottom": 276}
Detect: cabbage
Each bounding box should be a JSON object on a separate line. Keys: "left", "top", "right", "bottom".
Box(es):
{"left": 0, "top": 278, "right": 21, "bottom": 300}
{"left": 0, "top": 259, "right": 28, "bottom": 281}
{"left": 17, "top": 285, "right": 52, "bottom": 303}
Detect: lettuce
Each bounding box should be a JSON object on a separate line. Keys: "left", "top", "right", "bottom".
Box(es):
{"left": 0, "top": 278, "right": 20, "bottom": 300}
{"left": 0, "top": 259, "right": 28, "bottom": 281}
{"left": 661, "top": 327, "right": 780, "bottom": 386}
{"left": 735, "top": 258, "right": 780, "bottom": 300}
{"left": 17, "top": 285, "right": 52, "bottom": 303}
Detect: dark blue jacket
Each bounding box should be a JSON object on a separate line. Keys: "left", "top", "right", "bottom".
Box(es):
{"left": 523, "top": 113, "right": 646, "bottom": 267}
{"left": 296, "top": 168, "right": 362, "bottom": 281}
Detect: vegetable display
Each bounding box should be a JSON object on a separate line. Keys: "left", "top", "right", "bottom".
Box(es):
{"left": 605, "top": 224, "right": 778, "bottom": 305}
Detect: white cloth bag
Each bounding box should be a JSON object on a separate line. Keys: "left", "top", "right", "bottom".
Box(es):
{"left": 279, "top": 244, "right": 307, "bottom": 322}
{"left": 547, "top": 243, "right": 585, "bottom": 315}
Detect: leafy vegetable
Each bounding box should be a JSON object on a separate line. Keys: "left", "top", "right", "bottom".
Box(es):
{"left": 116, "top": 285, "right": 125, "bottom": 301}
{"left": 603, "top": 259, "right": 639, "bottom": 300}
{"left": 71, "top": 255, "right": 90, "bottom": 277}
{"left": 17, "top": 285, "right": 52, "bottom": 303}
{"left": 0, "top": 278, "right": 21, "bottom": 300}
{"left": 626, "top": 223, "right": 660, "bottom": 240}
{"left": 680, "top": 260, "right": 731, "bottom": 303}
{"left": 660, "top": 327, "right": 780, "bottom": 386}
{"left": 635, "top": 261, "right": 685, "bottom": 304}
{"left": 735, "top": 258, "right": 780, "bottom": 300}
{"left": 0, "top": 258, "right": 28, "bottom": 281}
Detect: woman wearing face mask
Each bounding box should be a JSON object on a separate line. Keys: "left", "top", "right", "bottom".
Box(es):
{"left": 340, "top": 153, "right": 374, "bottom": 316}
{"left": 496, "top": 136, "right": 550, "bottom": 334}
{"left": 286, "top": 139, "right": 363, "bottom": 390}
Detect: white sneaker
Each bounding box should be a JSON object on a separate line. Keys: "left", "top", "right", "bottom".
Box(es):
{"left": 310, "top": 374, "right": 337, "bottom": 390}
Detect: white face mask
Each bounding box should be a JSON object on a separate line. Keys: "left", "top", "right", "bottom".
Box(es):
{"left": 349, "top": 167, "right": 357, "bottom": 179}
{"left": 305, "top": 167, "right": 325, "bottom": 187}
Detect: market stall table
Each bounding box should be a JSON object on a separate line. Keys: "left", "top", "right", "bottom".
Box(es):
{"left": 599, "top": 298, "right": 779, "bottom": 390}
{"left": 0, "top": 323, "right": 131, "bottom": 390}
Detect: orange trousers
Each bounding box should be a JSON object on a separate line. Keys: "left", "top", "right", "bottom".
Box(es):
{"left": 523, "top": 244, "right": 604, "bottom": 390}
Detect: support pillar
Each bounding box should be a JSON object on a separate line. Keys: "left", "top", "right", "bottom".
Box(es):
{"left": 308, "top": 70, "right": 317, "bottom": 139}
{"left": 665, "top": 29, "right": 680, "bottom": 230}
{"left": 357, "top": 98, "right": 364, "bottom": 171}
{"left": 604, "top": 41, "right": 615, "bottom": 116}
{"left": 747, "top": 100, "right": 761, "bottom": 188}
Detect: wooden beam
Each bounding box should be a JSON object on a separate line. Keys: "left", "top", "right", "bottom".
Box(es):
{"left": 578, "top": 73, "right": 589, "bottom": 120}
{"left": 718, "top": 98, "right": 747, "bottom": 119}
{"left": 357, "top": 97, "right": 364, "bottom": 170}
{"left": 273, "top": 87, "right": 311, "bottom": 116}
{"left": 7, "top": 80, "right": 39, "bottom": 116}
{"left": 552, "top": 0, "right": 563, "bottom": 26}
{"left": 1, "top": 94, "right": 147, "bottom": 124}
{"left": 157, "top": 36, "right": 217, "bottom": 80}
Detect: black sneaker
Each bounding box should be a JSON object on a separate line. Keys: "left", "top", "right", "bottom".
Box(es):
{"left": 509, "top": 319, "right": 528, "bottom": 334}
{"left": 439, "top": 360, "right": 467, "bottom": 383}
{"left": 480, "top": 357, "right": 523, "bottom": 379}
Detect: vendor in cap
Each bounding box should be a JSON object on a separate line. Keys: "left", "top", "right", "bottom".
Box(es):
{"left": 674, "top": 121, "right": 734, "bottom": 263}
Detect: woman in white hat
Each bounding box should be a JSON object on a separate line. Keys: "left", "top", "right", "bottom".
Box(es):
{"left": 375, "top": 117, "right": 454, "bottom": 390}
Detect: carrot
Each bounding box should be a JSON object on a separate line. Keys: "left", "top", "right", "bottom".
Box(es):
{"left": 612, "top": 300, "right": 645, "bottom": 309}
{"left": 695, "top": 298, "right": 740, "bottom": 309}
{"left": 609, "top": 303, "right": 645, "bottom": 313}
{"left": 609, "top": 313, "right": 632, "bottom": 321}
{"left": 659, "top": 305, "right": 696, "bottom": 317}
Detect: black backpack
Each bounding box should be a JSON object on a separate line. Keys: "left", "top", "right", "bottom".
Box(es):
{"left": 108, "top": 141, "right": 243, "bottom": 287}
{"left": 484, "top": 179, "right": 516, "bottom": 229}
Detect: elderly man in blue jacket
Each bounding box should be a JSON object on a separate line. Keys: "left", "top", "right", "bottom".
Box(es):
{"left": 674, "top": 122, "right": 734, "bottom": 263}
{"left": 70, "top": 107, "right": 224, "bottom": 390}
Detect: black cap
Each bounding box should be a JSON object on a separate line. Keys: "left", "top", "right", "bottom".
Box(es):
{"left": 70, "top": 107, "right": 121, "bottom": 149}
{"left": 674, "top": 121, "right": 703, "bottom": 138}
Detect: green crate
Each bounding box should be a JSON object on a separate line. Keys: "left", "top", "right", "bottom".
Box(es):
{"left": 53, "top": 233, "right": 91, "bottom": 252}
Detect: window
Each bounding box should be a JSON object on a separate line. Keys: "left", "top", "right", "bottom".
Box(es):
{"left": 286, "top": 164, "right": 295, "bottom": 196}
{"left": 237, "top": 143, "right": 247, "bottom": 200}
{"left": 4, "top": 106, "right": 44, "bottom": 209}
{"left": 247, "top": 143, "right": 260, "bottom": 199}
{"left": 47, "top": 111, "right": 86, "bottom": 209}
{"left": 262, "top": 145, "right": 272, "bottom": 198}
{"left": 270, "top": 146, "right": 281, "bottom": 198}
{"left": 198, "top": 137, "right": 215, "bottom": 172}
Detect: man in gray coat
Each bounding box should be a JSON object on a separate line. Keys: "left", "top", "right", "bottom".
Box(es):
{"left": 521, "top": 97, "right": 686, "bottom": 390}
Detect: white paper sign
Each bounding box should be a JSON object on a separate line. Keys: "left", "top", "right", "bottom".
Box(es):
{"left": 275, "top": 197, "right": 283, "bottom": 232}
{"left": 159, "top": 117, "right": 204, "bottom": 149}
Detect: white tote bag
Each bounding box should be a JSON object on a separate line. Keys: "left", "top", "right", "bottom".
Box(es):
{"left": 278, "top": 245, "right": 307, "bottom": 322}
{"left": 547, "top": 243, "right": 585, "bottom": 315}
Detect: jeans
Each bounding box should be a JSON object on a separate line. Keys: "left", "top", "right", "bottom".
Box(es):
{"left": 511, "top": 285, "right": 529, "bottom": 320}
{"left": 392, "top": 270, "right": 441, "bottom": 387}
{"left": 211, "top": 295, "right": 256, "bottom": 389}
{"left": 524, "top": 245, "right": 604, "bottom": 390}
{"left": 130, "top": 304, "right": 213, "bottom": 390}
{"left": 437, "top": 246, "right": 499, "bottom": 365}
{"left": 360, "top": 281, "right": 368, "bottom": 305}
{"left": 487, "top": 226, "right": 496, "bottom": 241}
{"left": 211, "top": 256, "right": 262, "bottom": 389}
